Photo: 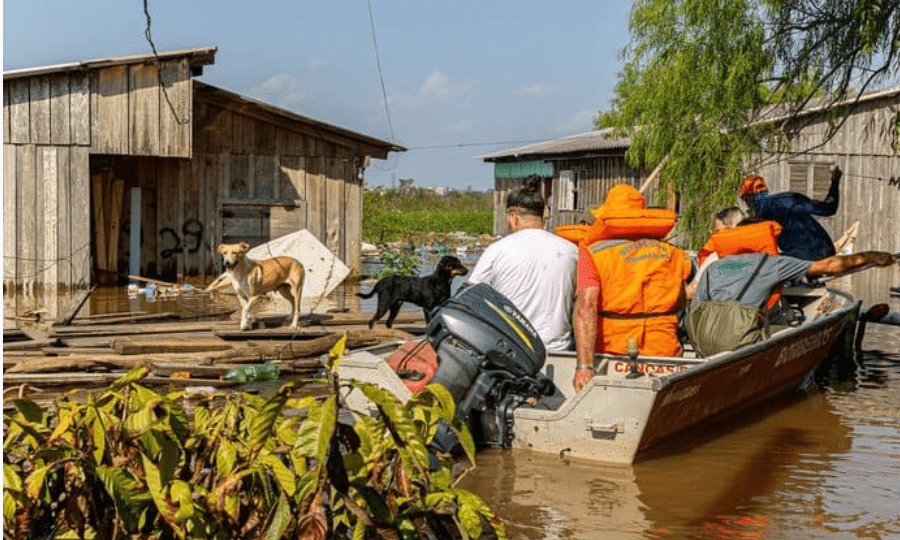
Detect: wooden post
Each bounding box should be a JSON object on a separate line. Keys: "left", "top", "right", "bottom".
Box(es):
{"left": 130, "top": 187, "right": 141, "bottom": 280}
{"left": 92, "top": 173, "right": 108, "bottom": 274}
{"left": 107, "top": 178, "right": 125, "bottom": 278}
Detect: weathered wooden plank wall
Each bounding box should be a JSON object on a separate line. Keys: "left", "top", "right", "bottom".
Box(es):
{"left": 757, "top": 96, "right": 900, "bottom": 298}
{"left": 90, "top": 60, "right": 192, "bottom": 158}
{"left": 491, "top": 155, "right": 647, "bottom": 235}
{"left": 2, "top": 58, "right": 192, "bottom": 308}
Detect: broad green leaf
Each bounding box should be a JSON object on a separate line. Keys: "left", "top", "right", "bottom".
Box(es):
{"left": 216, "top": 440, "right": 237, "bottom": 478}
{"left": 249, "top": 384, "right": 295, "bottom": 452}
{"left": 295, "top": 395, "right": 337, "bottom": 462}
{"left": 170, "top": 480, "right": 194, "bottom": 523}
{"left": 11, "top": 399, "right": 44, "bottom": 423}
{"left": 149, "top": 430, "right": 181, "bottom": 485}
{"left": 123, "top": 403, "right": 158, "bottom": 439}
{"left": 48, "top": 409, "right": 76, "bottom": 442}
{"left": 261, "top": 493, "right": 291, "bottom": 540}
{"left": 260, "top": 454, "right": 297, "bottom": 496}
{"left": 458, "top": 503, "right": 483, "bottom": 540}
{"left": 24, "top": 463, "right": 53, "bottom": 499}
{"left": 3, "top": 491, "right": 16, "bottom": 527}
{"left": 109, "top": 367, "right": 150, "bottom": 391}
{"left": 96, "top": 465, "right": 151, "bottom": 531}
{"left": 423, "top": 384, "right": 456, "bottom": 422}
{"left": 351, "top": 483, "right": 393, "bottom": 523}
{"left": 351, "top": 519, "right": 366, "bottom": 540}
{"left": 3, "top": 463, "right": 22, "bottom": 491}
{"left": 224, "top": 493, "right": 240, "bottom": 522}
{"left": 450, "top": 416, "right": 478, "bottom": 466}
{"left": 91, "top": 416, "right": 106, "bottom": 465}
{"left": 329, "top": 334, "right": 348, "bottom": 371}
{"left": 141, "top": 454, "right": 178, "bottom": 523}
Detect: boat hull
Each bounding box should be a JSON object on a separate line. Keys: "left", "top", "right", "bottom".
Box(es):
{"left": 339, "top": 288, "right": 859, "bottom": 464}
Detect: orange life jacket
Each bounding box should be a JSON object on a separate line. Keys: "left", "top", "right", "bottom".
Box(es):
{"left": 556, "top": 208, "right": 677, "bottom": 248}
{"left": 708, "top": 220, "right": 783, "bottom": 309}
{"left": 587, "top": 238, "right": 692, "bottom": 357}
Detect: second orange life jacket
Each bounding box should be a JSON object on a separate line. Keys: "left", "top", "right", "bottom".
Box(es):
{"left": 707, "top": 220, "right": 784, "bottom": 309}
{"left": 587, "top": 238, "right": 692, "bottom": 357}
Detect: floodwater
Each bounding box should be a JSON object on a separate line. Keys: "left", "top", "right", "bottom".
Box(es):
{"left": 5, "top": 254, "right": 899, "bottom": 539}
{"left": 457, "top": 280, "right": 900, "bottom": 540}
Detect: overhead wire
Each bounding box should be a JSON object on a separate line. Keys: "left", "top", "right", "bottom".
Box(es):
{"left": 142, "top": 0, "right": 190, "bottom": 125}
{"left": 367, "top": 0, "right": 396, "bottom": 149}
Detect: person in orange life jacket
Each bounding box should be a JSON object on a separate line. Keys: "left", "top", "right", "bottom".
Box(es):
{"left": 686, "top": 206, "right": 747, "bottom": 301}
{"left": 692, "top": 217, "right": 897, "bottom": 316}
{"left": 572, "top": 184, "right": 695, "bottom": 393}
{"left": 739, "top": 167, "right": 841, "bottom": 261}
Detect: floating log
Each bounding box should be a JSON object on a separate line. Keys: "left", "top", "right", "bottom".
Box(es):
{"left": 41, "top": 346, "right": 118, "bottom": 357}
{"left": 3, "top": 328, "right": 30, "bottom": 342}
{"left": 214, "top": 327, "right": 333, "bottom": 340}
{"left": 76, "top": 310, "right": 149, "bottom": 320}
{"left": 3, "top": 338, "right": 62, "bottom": 352}
{"left": 50, "top": 321, "right": 225, "bottom": 338}
{"left": 71, "top": 312, "right": 182, "bottom": 325}
{"left": 5, "top": 354, "right": 150, "bottom": 374}
{"left": 305, "top": 311, "right": 425, "bottom": 327}
{"left": 111, "top": 336, "right": 234, "bottom": 355}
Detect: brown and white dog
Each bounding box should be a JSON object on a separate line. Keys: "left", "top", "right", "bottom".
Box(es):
{"left": 217, "top": 241, "right": 306, "bottom": 331}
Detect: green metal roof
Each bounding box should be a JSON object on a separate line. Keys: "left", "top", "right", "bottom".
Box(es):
{"left": 493, "top": 160, "right": 553, "bottom": 178}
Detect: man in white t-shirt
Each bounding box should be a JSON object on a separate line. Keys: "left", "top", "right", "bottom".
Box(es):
{"left": 465, "top": 176, "right": 578, "bottom": 352}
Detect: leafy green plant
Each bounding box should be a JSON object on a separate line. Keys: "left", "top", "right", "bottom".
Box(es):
{"left": 373, "top": 250, "right": 421, "bottom": 280}
{"left": 3, "top": 337, "right": 507, "bottom": 539}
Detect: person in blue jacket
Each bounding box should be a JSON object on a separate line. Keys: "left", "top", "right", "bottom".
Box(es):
{"left": 738, "top": 166, "right": 842, "bottom": 260}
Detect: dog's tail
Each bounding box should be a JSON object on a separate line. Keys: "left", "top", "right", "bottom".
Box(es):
{"left": 356, "top": 287, "right": 376, "bottom": 299}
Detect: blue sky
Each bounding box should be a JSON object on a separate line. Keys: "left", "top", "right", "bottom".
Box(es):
{"left": 3, "top": 0, "right": 633, "bottom": 190}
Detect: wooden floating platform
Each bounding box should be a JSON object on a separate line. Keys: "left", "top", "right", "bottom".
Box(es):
{"left": 3, "top": 308, "right": 423, "bottom": 394}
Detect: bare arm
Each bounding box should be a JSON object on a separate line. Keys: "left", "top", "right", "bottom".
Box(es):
{"left": 807, "top": 251, "right": 896, "bottom": 277}
{"left": 573, "top": 285, "right": 599, "bottom": 393}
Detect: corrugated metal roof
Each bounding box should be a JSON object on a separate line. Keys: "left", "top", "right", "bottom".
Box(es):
{"left": 479, "top": 128, "right": 631, "bottom": 161}
{"left": 753, "top": 85, "right": 900, "bottom": 125}
{"left": 3, "top": 46, "right": 218, "bottom": 80}
{"left": 479, "top": 85, "right": 900, "bottom": 163}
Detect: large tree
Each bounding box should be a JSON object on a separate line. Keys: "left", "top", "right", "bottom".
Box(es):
{"left": 598, "top": 0, "right": 900, "bottom": 247}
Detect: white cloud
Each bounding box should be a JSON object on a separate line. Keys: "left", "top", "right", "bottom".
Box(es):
{"left": 515, "top": 83, "right": 556, "bottom": 98}
{"left": 391, "top": 69, "right": 477, "bottom": 108}
{"left": 308, "top": 57, "right": 328, "bottom": 70}
{"left": 250, "top": 74, "right": 312, "bottom": 109}
{"left": 442, "top": 118, "right": 475, "bottom": 134}
{"left": 559, "top": 109, "right": 598, "bottom": 132}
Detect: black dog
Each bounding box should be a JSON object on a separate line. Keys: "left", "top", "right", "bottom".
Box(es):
{"left": 357, "top": 255, "right": 469, "bottom": 328}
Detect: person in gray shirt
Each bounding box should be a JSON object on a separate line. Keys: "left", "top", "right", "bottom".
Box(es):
{"left": 693, "top": 244, "right": 896, "bottom": 308}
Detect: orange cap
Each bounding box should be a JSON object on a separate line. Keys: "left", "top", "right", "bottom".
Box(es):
{"left": 591, "top": 184, "right": 645, "bottom": 218}
{"left": 739, "top": 174, "right": 768, "bottom": 196}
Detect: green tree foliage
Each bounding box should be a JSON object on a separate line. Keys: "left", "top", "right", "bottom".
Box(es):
{"left": 3, "top": 338, "right": 506, "bottom": 540}
{"left": 363, "top": 189, "right": 492, "bottom": 245}
{"left": 598, "top": 0, "right": 900, "bottom": 247}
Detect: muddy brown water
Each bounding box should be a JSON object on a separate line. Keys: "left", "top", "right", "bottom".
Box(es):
{"left": 5, "top": 255, "right": 899, "bottom": 539}
{"left": 457, "top": 280, "right": 900, "bottom": 540}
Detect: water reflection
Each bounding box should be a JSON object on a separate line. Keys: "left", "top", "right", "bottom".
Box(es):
{"left": 458, "top": 390, "right": 861, "bottom": 539}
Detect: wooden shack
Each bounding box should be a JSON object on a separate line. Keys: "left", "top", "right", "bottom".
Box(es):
{"left": 479, "top": 129, "right": 650, "bottom": 235}
{"left": 3, "top": 47, "right": 404, "bottom": 317}
{"left": 752, "top": 87, "right": 900, "bottom": 300}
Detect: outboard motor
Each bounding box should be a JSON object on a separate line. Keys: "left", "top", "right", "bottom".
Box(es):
{"left": 425, "top": 283, "right": 553, "bottom": 453}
